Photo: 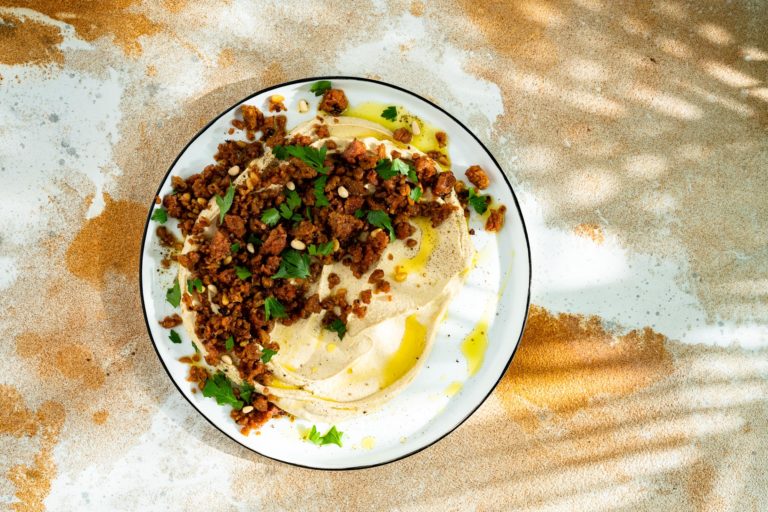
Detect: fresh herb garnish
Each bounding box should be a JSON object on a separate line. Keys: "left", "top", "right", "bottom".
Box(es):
{"left": 240, "top": 382, "right": 254, "bottom": 403}
{"left": 366, "top": 210, "right": 395, "bottom": 241}
{"left": 326, "top": 318, "right": 347, "bottom": 340}
{"left": 375, "top": 158, "right": 416, "bottom": 182}
{"left": 381, "top": 106, "right": 398, "bottom": 122}
{"left": 278, "top": 192, "right": 303, "bottom": 221}
{"left": 261, "top": 208, "right": 280, "bottom": 226}
{"left": 261, "top": 348, "right": 277, "bottom": 363}
{"left": 468, "top": 188, "right": 490, "bottom": 215}
{"left": 272, "top": 145, "right": 328, "bottom": 175}
{"left": 225, "top": 335, "right": 234, "bottom": 351}
{"left": 307, "top": 425, "right": 343, "bottom": 447}
{"left": 235, "top": 266, "right": 252, "bottom": 280}
{"left": 151, "top": 207, "right": 167, "bottom": 224}
{"left": 285, "top": 189, "right": 302, "bottom": 210}
{"left": 354, "top": 208, "right": 366, "bottom": 219}
{"left": 272, "top": 249, "right": 311, "bottom": 280}
{"left": 409, "top": 186, "right": 422, "bottom": 202}
{"left": 214, "top": 184, "right": 236, "bottom": 223}
{"left": 375, "top": 159, "right": 398, "bottom": 180}
{"left": 247, "top": 233, "right": 262, "bottom": 246}
{"left": 187, "top": 278, "right": 204, "bottom": 294}
{"left": 202, "top": 372, "right": 243, "bottom": 410}
{"left": 308, "top": 241, "right": 334, "bottom": 256}
{"left": 166, "top": 280, "right": 181, "bottom": 308}
{"left": 230, "top": 242, "right": 240, "bottom": 253}
{"left": 169, "top": 330, "right": 182, "bottom": 344}
{"left": 313, "top": 176, "right": 329, "bottom": 207}
{"left": 264, "top": 296, "right": 287, "bottom": 321}
{"left": 309, "top": 80, "right": 332, "bottom": 96}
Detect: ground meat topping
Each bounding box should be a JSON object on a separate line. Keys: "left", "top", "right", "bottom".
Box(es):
{"left": 159, "top": 314, "right": 183, "bottom": 328}
{"left": 318, "top": 89, "right": 348, "bottom": 115}
{"left": 393, "top": 127, "right": 412, "bottom": 144}
{"left": 485, "top": 205, "right": 506, "bottom": 232}
{"left": 465, "top": 165, "right": 490, "bottom": 190}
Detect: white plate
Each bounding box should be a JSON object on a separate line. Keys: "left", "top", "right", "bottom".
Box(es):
{"left": 139, "top": 77, "right": 531, "bottom": 469}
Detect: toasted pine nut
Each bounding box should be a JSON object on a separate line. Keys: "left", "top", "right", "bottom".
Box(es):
{"left": 242, "top": 405, "right": 254, "bottom": 413}
{"left": 411, "top": 120, "right": 421, "bottom": 135}
{"left": 337, "top": 185, "right": 349, "bottom": 198}
{"left": 286, "top": 181, "right": 296, "bottom": 191}
{"left": 221, "top": 295, "right": 229, "bottom": 306}
{"left": 197, "top": 197, "right": 207, "bottom": 205}
{"left": 290, "top": 239, "right": 306, "bottom": 251}
{"left": 221, "top": 355, "right": 233, "bottom": 364}
{"left": 207, "top": 284, "right": 218, "bottom": 294}
{"left": 364, "top": 183, "right": 376, "bottom": 193}
{"left": 228, "top": 165, "right": 240, "bottom": 176}
{"left": 224, "top": 255, "right": 232, "bottom": 265}
{"left": 332, "top": 239, "right": 340, "bottom": 252}
{"left": 298, "top": 99, "right": 309, "bottom": 113}
{"left": 246, "top": 243, "right": 255, "bottom": 253}
{"left": 270, "top": 94, "right": 285, "bottom": 103}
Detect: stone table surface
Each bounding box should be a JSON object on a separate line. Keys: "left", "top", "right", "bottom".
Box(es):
{"left": 1, "top": 1, "right": 767, "bottom": 511}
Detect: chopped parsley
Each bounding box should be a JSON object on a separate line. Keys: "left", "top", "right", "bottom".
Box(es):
{"left": 366, "top": 210, "right": 395, "bottom": 241}
{"left": 225, "top": 335, "right": 234, "bottom": 351}
{"left": 214, "top": 184, "right": 236, "bottom": 223}
{"left": 272, "top": 144, "right": 328, "bottom": 175}
{"left": 166, "top": 280, "right": 181, "bottom": 308}
{"left": 151, "top": 207, "right": 167, "bottom": 224}
{"left": 409, "top": 186, "right": 422, "bottom": 202}
{"left": 240, "top": 382, "right": 254, "bottom": 403}
{"left": 375, "top": 158, "right": 398, "bottom": 180}
{"left": 309, "top": 80, "right": 332, "bottom": 96}
{"left": 354, "top": 208, "right": 365, "bottom": 219}
{"left": 381, "top": 106, "right": 398, "bottom": 122}
{"left": 264, "top": 296, "right": 287, "bottom": 321}
{"left": 261, "top": 208, "right": 280, "bottom": 226}
{"left": 308, "top": 241, "right": 334, "bottom": 256}
{"left": 247, "top": 233, "right": 262, "bottom": 246}
{"left": 326, "top": 318, "right": 347, "bottom": 340}
{"left": 169, "top": 330, "right": 182, "bottom": 344}
{"left": 187, "top": 278, "right": 204, "bottom": 294}
{"left": 230, "top": 242, "right": 240, "bottom": 253}
{"left": 261, "top": 348, "right": 277, "bottom": 363}
{"left": 285, "top": 189, "right": 302, "bottom": 210}
{"left": 375, "top": 158, "right": 416, "bottom": 183}
{"left": 235, "top": 266, "right": 252, "bottom": 280}
{"left": 468, "top": 188, "right": 490, "bottom": 215}
{"left": 307, "top": 425, "right": 343, "bottom": 447}
{"left": 279, "top": 203, "right": 302, "bottom": 222}
{"left": 202, "top": 372, "right": 243, "bottom": 410}
{"left": 313, "top": 176, "right": 329, "bottom": 207}
{"left": 272, "top": 249, "right": 311, "bottom": 280}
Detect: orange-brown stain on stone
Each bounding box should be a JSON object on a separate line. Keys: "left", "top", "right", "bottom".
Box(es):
{"left": 65, "top": 194, "right": 146, "bottom": 288}
{"left": 498, "top": 305, "right": 673, "bottom": 415}
{"left": 3, "top": 389, "right": 65, "bottom": 512}
{"left": 574, "top": 223, "right": 605, "bottom": 244}
{"left": 16, "top": 332, "right": 106, "bottom": 389}
{"left": 0, "top": 13, "right": 64, "bottom": 66}
{"left": 0, "top": 385, "right": 38, "bottom": 437}
{"left": 410, "top": 1, "right": 424, "bottom": 16}
{"left": 12, "top": 0, "right": 160, "bottom": 55}
{"left": 163, "top": 0, "right": 188, "bottom": 13}
{"left": 92, "top": 410, "right": 109, "bottom": 425}
{"left": 217, "top": 48, "right": 235, "bottom": 68}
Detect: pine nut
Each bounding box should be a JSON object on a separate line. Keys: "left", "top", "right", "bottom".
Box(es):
{"left": 411, "top": 120, "right": 421, "bottom": 135}
{"left": 221, "top": 355, "right": 233, "bottom": 364}
{"left": 364, "top": 183, "right": 376, "bottom": 193}
{"left": 290, "top": 239, "right": 306, "bottom": 250}
{"left": 286, "top": 181, "right": 296, "bottom": 191}
{"left": 332, "top": 239, "right": 340, "bottom": 252}
{"left": 224, "top": 255, "right": 232, "bottom": 265}
{"left": 246, "top": 243, "right": 255, "bottom": 253}
{"left": 221, "top": 295, "right": 229, "bottom": 306}
{"left": 242, "top": 406, "right": 254, "bottom": 413}
{"left": 197, "top": 197, "right": 207, "bottom": 205}
{"left": 337, "top": 185, "right": 349, "bottom": 198}
{"left": 270, "top": 94, "right": 285, "bottom": 103}
{"left": 298, "top": 99, "right": 309, "bottom": 113}
{"left": 228, "top": 165, "right": 240, "bottom": 176}
{"left": 207, "top": 284, "right": 218, "bottom": 294}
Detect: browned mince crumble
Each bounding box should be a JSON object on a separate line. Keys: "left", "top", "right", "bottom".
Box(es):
{"left": 159, "top": 87, "right": 505, "bottom": 432}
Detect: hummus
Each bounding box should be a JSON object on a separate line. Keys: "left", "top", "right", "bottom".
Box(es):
{"left": 179, "top": 116, "right": 473, "bottom": 423}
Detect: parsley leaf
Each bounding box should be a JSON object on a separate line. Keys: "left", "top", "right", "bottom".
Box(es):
{"left": 264, "top": 296, "right": 287, "bottom": 321}
{"left": 151, "top": 207, "right": 167, "bottom": 224}
{"left": 376, "top": 158, "right": 415, "bottom": 182}
{"left": 261, "top": 208, "right": 280, "bottom": 226}
{"left": 202, "top": 372, "right": 243, "bottom": 410}
{"left": 272, "top": 249, "right": 311, "bottom": 280}
{"left": 326, "top": 318, "right": 347, "bottom": 340}
{"left": 231, "top": 242, "right": 240, "bottom": 253}
{"left": 240, "top": 382, "right": 254, "bottom": 403}
{"left": 166, "top": 280, "right": 181, "bottom": 308}
{"left": 235, "top": 266, "right": 252, "bottom": 280}
{"left": 261, "top": 348, "right": 277, "bottom": 363}
{"left": 308, "top": 241, "right": 334, "bottom": 256}
{"left": 313, "top": 176, "right": 329, "bottom": 207}
{"left": 354, "top": 208, "right": 366, "bottom": 219}
{"left": 214, "top": 184, "right": 236, "bottom": 223}
{"left": 307, "top": 425, "right": 344, "bottom": 447}
{"left": 279, "top": 203, "right": 293, "bottom": 219}
{"left": 285, "top": 189, "right": 302, "bottom": 210}
{"left": 391, "top": 158, "right": 409, "bottom": 175}
{"left": 381, "top": 106, "right": 398, "bottom": 121}
{"left": 468, "top": 188, "right": 490, "bottom": 215}
{"left": 247, "top": 233, "right": 262, "bottom": 246}
{"left": 187, "top": 278, "right": 204, "bottom": 294}
{"left": 225, "top": 335, "right": 234, "bottom": 351}
{"left": 366, "top": 210, "right": 395, "bottom": 241}
{"left": 309, "top": 80, "right": 332, "bottom": 96}
{"left": 169, "top": 330, "right": 182, "bottom": 344}
{"left": 409, "top": 186, "right": 422, "bottom": 202}
{"left": 272, "top": 145, "right": 328, "bottom": 175}
{"left": 375, "top": 159, "right": 398, "bottom": 180}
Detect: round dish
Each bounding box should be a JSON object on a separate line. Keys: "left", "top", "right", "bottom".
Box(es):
{"left": 139, "top": 76, "right": 531, "bottom": 469}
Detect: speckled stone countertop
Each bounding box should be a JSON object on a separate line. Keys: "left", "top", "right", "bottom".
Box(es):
{"left": 1, "top": 1, "right": 767, "bottom": 510}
